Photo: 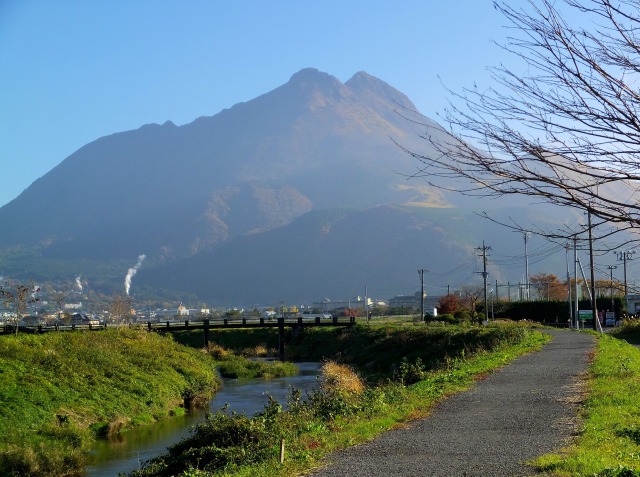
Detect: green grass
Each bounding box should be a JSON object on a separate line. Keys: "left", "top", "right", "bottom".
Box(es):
{"left": 285, "top": 321, "right": 534, "bottom": 380}
{"left": 128, "top": 323, "right": 549, "bottom": 476}
{"left": 0, "top": 328, "right": 221, "bottom": 476}
{"left": 215, "top": 356, "right": 299, "bottom": 380}
{"left": 534, "top": 324, "right": 640, "bottom": 476}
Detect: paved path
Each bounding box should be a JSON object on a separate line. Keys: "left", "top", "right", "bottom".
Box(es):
{"left": 308, "top": 329, "right": 594, "bottom": 477}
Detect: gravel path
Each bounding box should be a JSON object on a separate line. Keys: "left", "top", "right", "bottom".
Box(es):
{"left": 307, "top": 329, "right": 594, "bottom": 477}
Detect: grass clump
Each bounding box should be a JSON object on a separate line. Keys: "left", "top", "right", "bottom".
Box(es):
{"left": 534, "top": 332, "right": 640, "bottom": 476}
{"left": 128, "top": 324, "right": 548, "bottom": 477}
{"left": 206, "top": 342, "right": 297, "bottom": 379}
{"left": 0, "top": 328, "right": 221, "bottom": 476}
{"left": 215, "top": 355, "right": 298, "bottom": 379}
{"left": 319, "top": 361, "right": 365, "bottom": 395}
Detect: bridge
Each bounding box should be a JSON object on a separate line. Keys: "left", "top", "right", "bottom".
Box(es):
{"left": 1, "top": 315, "right": 357, "bottom": 358}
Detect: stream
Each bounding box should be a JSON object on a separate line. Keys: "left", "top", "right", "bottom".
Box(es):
{"left": 84, "top": 362, "right": 321, "bottom": 477}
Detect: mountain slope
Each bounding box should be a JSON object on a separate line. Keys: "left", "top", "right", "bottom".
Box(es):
{"left": 0, "top": 68, "right": 585, "bottom": 304}
{"left": 0, "top": 68, "right": 451, "bottom": 263}
{"left": 136, "top": 203, "right": 578, "bottom": 305}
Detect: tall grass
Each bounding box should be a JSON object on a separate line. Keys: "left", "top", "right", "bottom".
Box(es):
{"left": 0, "top": 328, "right": 221, "bottom": 476}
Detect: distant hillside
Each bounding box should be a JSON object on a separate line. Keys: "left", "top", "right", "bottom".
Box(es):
{"left": 0, "top": 68, "right": 581, "bottom": 303}
{"left": 137, "top": 203, "right": 578, "bottom": 305}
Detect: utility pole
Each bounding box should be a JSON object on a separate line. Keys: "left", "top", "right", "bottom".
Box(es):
{"left": 565, "top": 243, "right": 573, "bottom": 328}
{"left": 418, "top": 270, "right": 424, "bottom": 321}
{"left": 365, "top": 285, "right": 369, "bottom": 323}
{"left": 615, "top": 250, "right": 636, "bottom": 297}
{"left": 476, "top": 241, "right": 491, "bottom": 325}
{"left": 523, "top": 232, "right": 531, "bottom": 301}
{"left": 587, "top": 208, "right": 599, "bottom": 331}
{"left": 573, "top": 236, "right": 579, "bottom": 329}
{"left": 607, "top": 265, "right": 617, "bottom": 313}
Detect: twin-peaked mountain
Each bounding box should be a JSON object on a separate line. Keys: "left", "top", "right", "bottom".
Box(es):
{"left": 0, "top": 68, "right": 567, "bottom": 304}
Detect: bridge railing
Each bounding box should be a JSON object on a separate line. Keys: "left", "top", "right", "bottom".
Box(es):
{"left": 0, "top": 315, "right": 356, "bottom": 335}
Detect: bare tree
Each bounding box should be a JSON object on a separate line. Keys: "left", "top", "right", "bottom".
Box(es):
{"left": 459, "top": 285, "right": 484, "bottom": 315}
{"left": 407, "top": 0, "right": 640, "bottom": 241}
{"left": 529, "top": 273, "right": 567, "bottom": 300}
{"left": 108, "top": 294, "right": 133, "bottom": 324}
{"left": 0, "top": 279, "right": 40, "bottom": 335}
{"left": 50, "top": 290, "right": 68, "bottom": 323}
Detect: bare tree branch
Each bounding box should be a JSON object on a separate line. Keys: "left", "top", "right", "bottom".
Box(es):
{"left": 409, "top": 0, "right": 640, "bottom": 243}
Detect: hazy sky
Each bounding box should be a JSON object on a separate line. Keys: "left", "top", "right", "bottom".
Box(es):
{"left": 0, "top": 1, "right": 515, "bottom": 208}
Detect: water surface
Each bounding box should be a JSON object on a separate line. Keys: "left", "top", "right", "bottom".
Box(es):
{"left": 85, "top": 362, "right": 320, "bottom": 476}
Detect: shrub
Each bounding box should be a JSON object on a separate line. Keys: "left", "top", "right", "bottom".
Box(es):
{"left": 131, "top": 408, "right": 276, "bottom": 476}
{"left": 206, "top": 343, "right": 229, "bottom": 359}
{"left": 437, "top": 294, "right": 461, "bottom": 314}
{"left": 395, "top": 357, "right": 426, "bottom": 385}
{"left": 437, "top": 313, "right": 457, "bottom": 324}
{"left": 454, "top": 310, "right": 472, "bottom": 323}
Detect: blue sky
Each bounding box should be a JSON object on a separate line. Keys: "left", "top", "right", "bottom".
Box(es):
{"left": 0, "top": 1, "right": 511, "bottom": 208}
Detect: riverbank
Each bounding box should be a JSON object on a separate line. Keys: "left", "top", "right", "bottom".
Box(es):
{"left": 129, "top": 323, "right": 549, "bottom": 476}
{"left": 86, "top": 363, "right": 323, "bottom": 477}
{"left": 0, "top": 328, "right": 221, "bottom": 476}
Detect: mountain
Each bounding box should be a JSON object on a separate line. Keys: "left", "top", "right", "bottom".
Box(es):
{"left": 0, "top": 68, "right": 575, "bottom": 304}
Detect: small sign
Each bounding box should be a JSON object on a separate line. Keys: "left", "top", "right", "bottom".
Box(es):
{"left": 578, "top": 310, "right": 593, "bottom": 321}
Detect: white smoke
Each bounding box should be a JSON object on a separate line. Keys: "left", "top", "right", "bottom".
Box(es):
{"left": 75, "top": 276, "right": 83, "bottom": 292}
{"left": 124, "top": 254, "right": 146, "bottom": 295}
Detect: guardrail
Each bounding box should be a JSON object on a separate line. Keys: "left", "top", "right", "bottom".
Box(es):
{"left": 0, "top": 323, "right": 107, "bottom": 334}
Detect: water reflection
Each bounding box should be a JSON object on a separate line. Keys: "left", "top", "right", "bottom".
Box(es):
{"left": 85, "top": 362, "right": 320, "bottom": 477}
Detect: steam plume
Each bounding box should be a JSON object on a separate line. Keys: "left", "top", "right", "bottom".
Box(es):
{"left": 125, "top": 254, "right": 146, "bottom": 295}
{"left": 75, "top": 276, "right": 83, "bottom": 292}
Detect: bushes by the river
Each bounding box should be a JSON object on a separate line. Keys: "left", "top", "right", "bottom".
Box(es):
{"left": 0, "top": 328, "right": 221, "bottom": 477}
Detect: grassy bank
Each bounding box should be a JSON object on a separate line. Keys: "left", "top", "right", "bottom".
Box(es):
{"left": 129, "top": 323, "right": 549, "bottom": 476}
{"left": 535, "top": 323, "right": 640, "bottom": 476}
{"left": 286, "top": 322, "right": 536, "bottom": 380}
{"left": 0, "top": 328, "right": 221, "bottom": 476}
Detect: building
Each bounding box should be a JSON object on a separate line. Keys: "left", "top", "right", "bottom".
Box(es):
{"left": 626, "top": 294, "right": 640, "bottom": 316}
{"left": 388, "top": 292, "right": 440, "bottom": 315}
{"left": 70, "top": 313, "right": 100, "bottom": 326}
{"left": 388, "top": 292, "right": 426, "bottom": 310}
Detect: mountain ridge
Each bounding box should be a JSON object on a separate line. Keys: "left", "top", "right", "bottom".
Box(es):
{"left": 0, "top": 67, "right": 575, "bottom": 304}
